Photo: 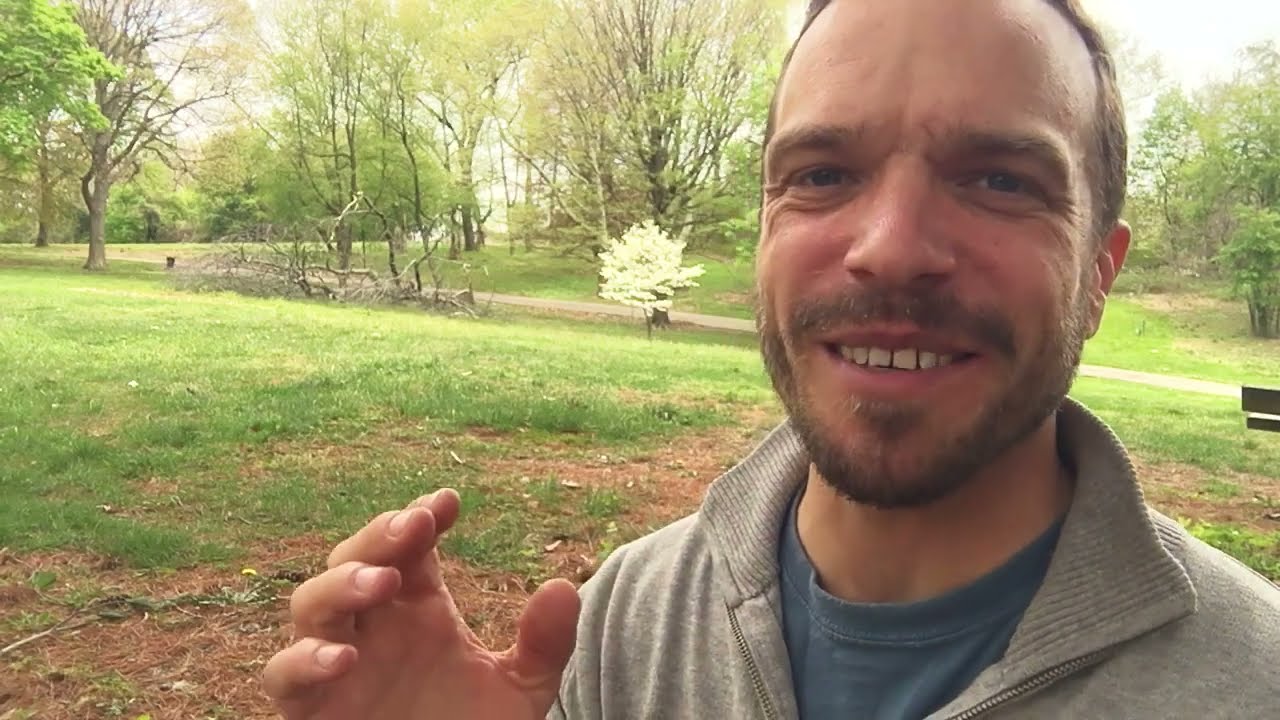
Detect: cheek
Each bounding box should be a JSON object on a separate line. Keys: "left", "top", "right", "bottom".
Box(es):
{"left": 759, "top": 210, "right": 850, "bottom": 302}
{"left": 964, "top": 240, "right": 1076, "bottom": 348}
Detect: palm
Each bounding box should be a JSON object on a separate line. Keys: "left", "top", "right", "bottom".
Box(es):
{"left": 307, "top": 584, "right": 564, "bottom": 720}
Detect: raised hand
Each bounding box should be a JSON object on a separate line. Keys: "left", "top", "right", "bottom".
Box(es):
{"left": 263, "top": 490, "right": 581, "bottom": 719}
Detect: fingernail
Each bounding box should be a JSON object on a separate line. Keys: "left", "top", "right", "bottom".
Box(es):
{"left": 353, "top": 567, "right": 381, "bottom": 593}
{"left": 388, "top": 509, "right": 414, "bottom": 537}
{"left": 315, "top": 644, "right": 345, "bottom": 670}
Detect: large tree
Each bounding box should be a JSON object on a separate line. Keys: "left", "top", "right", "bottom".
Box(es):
{"left": 1129, "top": 42, "right": 1280, "bottom": 337}
{"left": 262, "top": 0, "right": 378, "bottom": 271}
{"left": 1208, "top": 43, "right": 1280, "bottom": 337}
{"left": 519, "top": 0, "right": 783, "bottom": 253}
{"left": 73, "top": 0, "right": 245, "bottom": 269}
{"left": 30, "top": 118, "right": 86, "bottom": 246}
{"left": 402, "top": 0, "right": 546, "bottom": 256}
{"left": 0, "top": 0, "right": 114, "bottom": 162}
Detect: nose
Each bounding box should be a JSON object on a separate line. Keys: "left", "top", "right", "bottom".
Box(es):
{"left": 840, "top": 158, "right": 956, "bottom": 290}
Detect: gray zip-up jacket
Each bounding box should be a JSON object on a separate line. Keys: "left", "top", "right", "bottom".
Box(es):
{"left": 551, "top": 398, "right": 1280, "bottom": 719}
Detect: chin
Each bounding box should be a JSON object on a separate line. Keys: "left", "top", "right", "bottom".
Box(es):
{"left": 798, "top": 401, "right": 993, "bottom": 509}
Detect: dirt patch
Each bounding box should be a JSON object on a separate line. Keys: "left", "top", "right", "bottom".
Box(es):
{"left": 484, "top": 406, "right": 778, "bottom": 524}
{"left": 0, "top": 537, "right": 545, "bottom": 720}
{"left": 715, "top": 291, "right": 754, "bottom": 306}
{"left": 7, "top": 415, "right": 1275, "bottom": 718}
{"left": 1133, "top": 458, "right": 1280, "bottom": 532}
{"left": 2, "top": 416, "right": 785, "bottom": 719}
{"left": 1129, "top": 292, "right": 1231, "bottom": 316}
{"left": 231, "top": 424, "right": 450, "bottom": 490}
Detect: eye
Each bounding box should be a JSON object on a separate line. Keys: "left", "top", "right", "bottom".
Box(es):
{"left": 795, "top": 167, "right": 850, "bottom": 188}
{"left": 982, "top": 172, "right": 1025, "bottom": 193}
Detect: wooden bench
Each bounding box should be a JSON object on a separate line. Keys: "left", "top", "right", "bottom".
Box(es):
{"left": 1242, "top": 385, "right": 1280, "bottom": 432}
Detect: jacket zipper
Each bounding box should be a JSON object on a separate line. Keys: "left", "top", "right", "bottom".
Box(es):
{"left": 727, "top": 605, "right": 780, "bottom": 720}
{"left": 944, "top": 649, "right": 1112, "bottom": 720}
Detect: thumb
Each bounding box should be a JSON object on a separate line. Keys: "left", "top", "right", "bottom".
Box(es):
{"left": 507, "top": 578, "right": 581, "bottom": 685}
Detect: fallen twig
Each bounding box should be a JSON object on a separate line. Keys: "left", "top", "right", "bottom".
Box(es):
{"left": 0, "top": 614, "right": 95, "bottom": 658}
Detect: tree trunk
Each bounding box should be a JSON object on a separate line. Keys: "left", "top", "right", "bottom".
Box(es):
{"left": 652, "top": 308, "right": 671, "bottom": 329}
{"left": 85, "top": 199, "right": 107, "bottom": 270}
{"left": 34, "top": 146, "right": 53, "bottom": 247}
{"left": 448, "top": 208, "right": 462, "bottom": 260}
{"left": 1249, "top": 301, "right": 1279, "bottom": 339}
{"left": 462, "top": 205, "right": 478, "bottom": 252}
{"left": 336, "top": 223, "right": 353, "bottom": 272}
{"left": 81, "top": 168, "right": 109, "bottom": 271}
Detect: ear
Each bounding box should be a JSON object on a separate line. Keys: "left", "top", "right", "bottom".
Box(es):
{"left": 1083, "top": 220, "right": 1131, "bottom": 338}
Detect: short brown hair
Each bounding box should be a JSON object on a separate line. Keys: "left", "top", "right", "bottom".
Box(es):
{"left": 765, "top": 0, "right": 1127, "bottom": 240}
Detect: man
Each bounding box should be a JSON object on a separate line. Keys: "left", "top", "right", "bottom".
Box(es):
{"left": 262, "top": 0, "right": 1280, "bottom": 717}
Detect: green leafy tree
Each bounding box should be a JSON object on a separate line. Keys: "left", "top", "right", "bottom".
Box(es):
{"left": 396, "top": 0, "right": 547, "bottom": 257}
{"left": 1218, "top": 207, "right": 1280, "bottom": 338}
{"left": 190, "top": 125, "right": 270, "bottom": 240}
{"left": 1207, "top": 43, "right": 1280, "bottom": 338}
{"left": 0, "top": 0, "right": 115, "bottom": 161}
{"left": 518, "top": 0, "right": 785, "bottom": 255}
{"left": 1130, "top": 42, "right": 1280, "bottom": 336}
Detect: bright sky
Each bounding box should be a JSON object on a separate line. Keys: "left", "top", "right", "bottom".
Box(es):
{"left": 785, "top": 0, "right": 1280, "bottom": 96}
{"left": 1084, "top": 0, "right": 1280, "bottom": 88}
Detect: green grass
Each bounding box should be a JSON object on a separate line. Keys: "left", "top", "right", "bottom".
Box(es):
{"left": 1069, "top": 378, "right": 1279, "bottom": 477}
{"left": 426, "top": 245, "right": 758, "bottom": 319}
{"left": 0, "top": 255, "right": 771, "bottom": 570}
{"left": 1183, "top": 521, "right": 1280, "bottom": 581}
{"left": 1085, "top": 296, "right": 1277, "bottom": 386}
{"left": 1, "top": 246, "right": 1276, "bottom": 581}
{"left": 11, "top": 243, "right": 1275, "bottom": 386}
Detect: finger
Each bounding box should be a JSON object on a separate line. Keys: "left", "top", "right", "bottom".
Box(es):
{"left": 263, "top": 637, "right": 357, "bottom": 714}
{"left": 400, "top": 489, "right": 461, "bottom": 595}
{"left": 291, "top": 562, "right": 401, "bottom": 640}
{"left": 503, "top": 578, "right": 581, "bottom": 687}
{"left": 327, "top": 504, "right": 438, "bottom": 570}
{"left": 417, "top": 488, "right": 461, "bottom": 535}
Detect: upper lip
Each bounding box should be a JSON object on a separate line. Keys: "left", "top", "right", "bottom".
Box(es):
{"left": 818, "top": 326, "right": 980, "bottom": 356}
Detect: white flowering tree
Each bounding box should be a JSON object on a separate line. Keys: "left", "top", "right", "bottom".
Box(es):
{"left": 598, "top": 221, "right": 706, "bottom": 336}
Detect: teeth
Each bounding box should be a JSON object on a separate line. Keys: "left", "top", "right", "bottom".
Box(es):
{"left": 838, "top": 346, "right": 961, "bottom": 371}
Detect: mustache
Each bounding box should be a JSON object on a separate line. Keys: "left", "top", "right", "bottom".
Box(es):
{"left": 787, "top": 288, "right": 1017, "bottom": 359}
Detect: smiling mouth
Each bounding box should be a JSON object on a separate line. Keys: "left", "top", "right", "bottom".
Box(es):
{"left": 825, "top": 344, "right": 980, "bottom": 371}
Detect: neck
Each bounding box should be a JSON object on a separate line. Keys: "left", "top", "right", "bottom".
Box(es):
{"left": 796, "top": 416, "right": 1073, "bottom": 604}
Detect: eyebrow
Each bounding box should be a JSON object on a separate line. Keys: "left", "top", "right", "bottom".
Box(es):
{"left": 939, "top": 129, "right": 1073, "bottom": 188}
{"left": 764, "top": 124, "right": 863, "bottom": 175}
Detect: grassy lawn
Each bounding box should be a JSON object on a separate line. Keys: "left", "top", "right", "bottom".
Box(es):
{"left": 0, "top": 250, "right": 1276, "bottom": 717}
{"left": 8, "top": 243, "right": 1275, "bottom": 388}
{"left": 0, "top": 261, "right": 772, "bottom": 569}
{"left": 1082, "top": 296, "right": 1277, "bottom": 387}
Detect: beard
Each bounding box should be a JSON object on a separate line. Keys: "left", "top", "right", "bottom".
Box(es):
{"left": 759, "top": 283, "right": 1090, "bottom": 509}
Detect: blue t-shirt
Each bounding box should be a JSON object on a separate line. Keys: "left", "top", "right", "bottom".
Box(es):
{"left": 778, "top": 493, "right": 1064, "bottom": 720}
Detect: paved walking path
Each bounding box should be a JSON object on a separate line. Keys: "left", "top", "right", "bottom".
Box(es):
{"left": 484, "top": 293, "right": 1244, "bottom": 399}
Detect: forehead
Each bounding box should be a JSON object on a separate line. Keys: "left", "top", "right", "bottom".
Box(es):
{"left": 774, "top": 0, "right": 1097, "bottom": 157}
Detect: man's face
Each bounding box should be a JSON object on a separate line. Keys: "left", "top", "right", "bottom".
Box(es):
{"left": 757, "top": 0, "right": 1127, "bottom": 508}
